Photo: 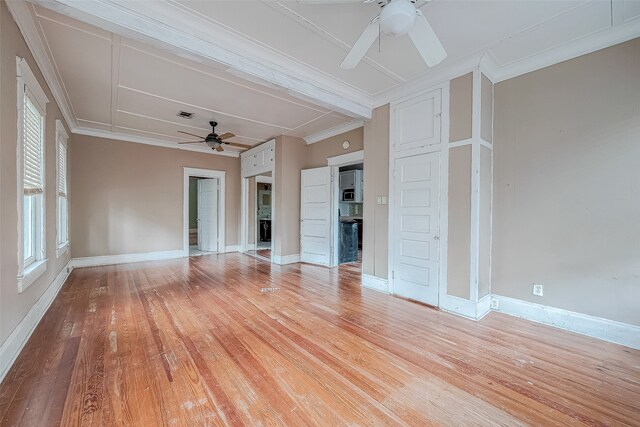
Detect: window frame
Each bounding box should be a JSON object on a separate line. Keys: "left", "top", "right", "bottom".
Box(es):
{"left": 56, "top": 120, "right": 69, "bottom": 258}
{"left": 16, "top": 57, "right": 49, "bottom": 293}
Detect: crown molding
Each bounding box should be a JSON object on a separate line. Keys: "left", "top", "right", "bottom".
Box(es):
{"left": 30, "top": 0, "right": 374, "bottom": 119}
{"left": 491, "top": 20, "right": 640, "bottom": 83}
{"left": 72, "top": 127, "right": 240, "bottom": 157}
{"left": 304, "top": 119, "right": 364, "bottom": 145}
{"left": 6, "top": 0, "right": 77, "bottom": 129}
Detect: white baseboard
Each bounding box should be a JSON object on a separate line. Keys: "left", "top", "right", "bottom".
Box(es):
{"left": 477, "top": 294, "right": 492, "bottom": 320}
{"left": 246, "top": 243, "right": 256, "bottom": 251}
{"left": 493, "top": 295, "right": 640, "bottom": 350}
{"left": 273, "top": 254, "right": 300, "bottom": 265}
{"left": 0, "top": 260, "right": 73, "bottom": 383}
{"left": 361, "top": 274, "right": 389, "bottom": 293}
{"left": 71, "top": 249, "right": 184, "bottom": 268}
{"left": 224, "top": 245, "right": 239, "bottom": 253}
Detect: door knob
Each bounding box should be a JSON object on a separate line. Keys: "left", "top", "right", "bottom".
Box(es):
{"left": 434, "top": 235, "right": 440, "bottom": 240}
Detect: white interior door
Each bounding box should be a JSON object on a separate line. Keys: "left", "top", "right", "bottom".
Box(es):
{"left": 198, "top": 178, "right": 218, "bottom": 252}
{"left": 392, "top": 152, "right": 440, "bottom": 305}
{"left": 300, "top": 167, "right": 331, "bottom": 265}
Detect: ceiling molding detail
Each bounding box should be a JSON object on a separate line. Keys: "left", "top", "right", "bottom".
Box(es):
{"left": 73, "top": 127, "right": 240, "bottom": 158}
{"left": 6, "top": 0, "right": 77, "bottom": 129}
{"left": 489, "top": 19, "right": 640, "bottom": 83}
{"left": 304, "top": 120, "right": 364, "bottom": 145}
{"left": 28, "top": 0, "right": 374, "bottom": 119}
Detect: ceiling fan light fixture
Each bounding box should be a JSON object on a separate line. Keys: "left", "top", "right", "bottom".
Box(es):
{"left": 380, "top": 0, "right": 416, "bottom": 36}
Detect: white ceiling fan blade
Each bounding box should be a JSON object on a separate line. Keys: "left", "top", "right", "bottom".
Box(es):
{"left": 341, "top": 16, "right": 380, "bottom": 69}
{"left": 409, "top": 10, "right": 447, "bottom": 67}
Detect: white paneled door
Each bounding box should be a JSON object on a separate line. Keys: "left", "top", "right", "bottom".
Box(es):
{"left": 198, "top": 178, "right": 218, "bottom": 252}
{"left": 300, "top": 167, "right": 332, "bottom": 265}
{"left": 392, "top": 152, "right": 440, "bottom": 306}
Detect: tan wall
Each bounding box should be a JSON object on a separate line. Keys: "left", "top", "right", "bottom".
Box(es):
{"left": 303, "top": 127, "right": 364, "bottom": 169}
{"left": 363, "top": 104, "right": 390, "bottom": 279}
{"left": 493, "top": 38, "right": 640, "bottom": 326}
{"left": 481, "top": 73, "right": 493, "bottom": 143}
{"left": 69, "top": 135, "right": 240, "bottom": 257}
{"left": 447, "top": 145, "right": 472, "bottom": 299}
{"left": 0, "top": 1, "right": 72, "bottom": 344}
{"left": 450, "top": 73, "right": 473, "bottom": 142}
{"left": 274, "top": 135, "right": 306, "bottom": 257}
{"left": 478, "top": 145, "right": 492, "bottom": 298}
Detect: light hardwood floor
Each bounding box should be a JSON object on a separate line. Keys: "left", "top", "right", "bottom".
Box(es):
{"left": 1, "top": 253, "right": 639, "bottom": 426}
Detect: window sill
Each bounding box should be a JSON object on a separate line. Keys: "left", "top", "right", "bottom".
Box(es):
{"left": 18, "top": 259, "right": 47, "bottom": 293}
{"left": 56, "top": 243, "right": 69, "bottom": 258}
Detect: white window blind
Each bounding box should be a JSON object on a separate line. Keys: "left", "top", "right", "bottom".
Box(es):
{"left": 57, "top": 139, "right": 67, "bottom": 197}
{"left": 23, "top": 91, "right": 44, "bottom": 195}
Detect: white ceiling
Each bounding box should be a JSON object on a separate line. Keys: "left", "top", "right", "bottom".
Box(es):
{"left": 13, "top": 0, "right": 640, "bottom": 154}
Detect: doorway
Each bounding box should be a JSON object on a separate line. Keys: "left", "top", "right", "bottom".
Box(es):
{"left": 183, "top": 168, "right": 226, "bottom": 257}
{"left": 246, "top": 173, "right": 273, "bottom": 261}
{"left": 336, "top": 163, "right": 363, "bottom": 270}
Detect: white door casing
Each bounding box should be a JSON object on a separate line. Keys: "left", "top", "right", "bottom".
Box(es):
{"left": 198, "top": 178, "right": 218, "bottom": 252}
{"left": 392, "top": 152, "right": 441, "bottom": 305}
{"left": 300, "top": 167, "right": 332, "bottom": 265}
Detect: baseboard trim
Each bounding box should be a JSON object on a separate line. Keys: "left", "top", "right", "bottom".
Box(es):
{"left": 477, "top": 294, "right": 492, "bottom": 320}
{"left": 0, "top": 260, "right": 73, "bottom": 383}
{"left": 71, "top": 250, "right": 184, "bottom": 268}
{"left": 224, "top": 245, "right": 239, "bottom": 253}
{"left": 273, "top": 254, "right": 300, "bottom": 265}
{"left": 361, "top": 274, "right": 389, "bottom": 293}
{"left": 493, "top": 295, "right": 640, "bottom": 350}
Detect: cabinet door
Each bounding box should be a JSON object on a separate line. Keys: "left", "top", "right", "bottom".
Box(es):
{"left": 339, "top": 171, "right": 356, "bottom": 188}
{"left": 393, "top": 88, "right": 441, "bottom": 152}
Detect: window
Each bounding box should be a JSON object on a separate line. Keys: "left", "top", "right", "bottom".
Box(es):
{"left": 17, "top": 57, "right": 49, "bottom": 292}
{"left": 56, "top": 120, "right": 69, "bottom": 256}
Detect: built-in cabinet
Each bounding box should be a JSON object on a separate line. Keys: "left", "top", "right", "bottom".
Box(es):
{"left": 241, "top": 140, "right": 274, "bottom": 178}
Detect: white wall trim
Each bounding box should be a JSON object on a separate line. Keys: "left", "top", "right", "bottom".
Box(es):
{"left": 361, "top": 274, "right": 389, "bottom": 293}
{"left": 74, "top": 127, "right": 239, "bottom": 157}
{"left": 304, "top": 120, "right": 364, "bottom": 145}
{"left": 224, "top": 245, "right": 240, "bottom": 253}
{"left": 492, "top": 295, "right": 640, "bottom": 350}
{"left": 272, "top": 254, "right": 300, "bottom": 265}
{"left": 183, "top": 168, "right": 226, "bottom": 257}
{"left": 326, "top": 149, "right": 364, "bottom": 166}
{"left": 0, "top": 260, "right": 72, "bottom": 383}
{"left": 71, "top": 250, "right": 184, "bottom": 268}
{"left": 477, "top": 294, "right": 492, "bottom": 320}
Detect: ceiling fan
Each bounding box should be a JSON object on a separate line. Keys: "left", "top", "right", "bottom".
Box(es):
{"left": 177, "top": 121, "right": 252, "bottom": 152}
{"left": 305, "top": 0, "right": 447, "bottom": 69}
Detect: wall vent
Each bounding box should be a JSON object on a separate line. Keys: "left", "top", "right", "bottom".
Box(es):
{"left": 177, "top": 111, "right": 194, "bottom": 119}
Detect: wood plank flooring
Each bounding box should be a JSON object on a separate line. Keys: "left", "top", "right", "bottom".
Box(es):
{"left": 1, "top": 253, "right": 639, "bottom": 426}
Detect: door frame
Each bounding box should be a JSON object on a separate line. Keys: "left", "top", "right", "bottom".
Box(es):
{"left": 241, "top": 174, "right": 276, "bottom": 263}
{"left": 183, "top": 167, "right": 226, "bottom": 257}
{"left": 254, "top": 174, "right": 273, "bottom": 257}
{"left": 327, "top": 150, "right": 364, "bottom": 267}
{"left": 388, "top": 82, "right": 449, "bottom": 307}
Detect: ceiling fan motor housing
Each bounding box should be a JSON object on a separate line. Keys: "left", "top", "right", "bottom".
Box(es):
{"left": 380, "top": 0, "right": 416, "bottom": 36}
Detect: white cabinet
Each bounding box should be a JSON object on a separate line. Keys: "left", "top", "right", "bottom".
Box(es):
{"left": 241, "top": 140, "right": 275, "bottom": 178}
{"left": 339, "top": 170, "right": 363, "bottom": 202}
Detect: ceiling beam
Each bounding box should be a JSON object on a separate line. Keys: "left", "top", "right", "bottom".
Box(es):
{"left": 29, "top": 0, "right": 374, "bottom": 119}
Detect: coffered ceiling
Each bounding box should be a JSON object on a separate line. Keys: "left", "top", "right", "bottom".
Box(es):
{"left": 8, "top": 0, "right": 640, "bottom": 156}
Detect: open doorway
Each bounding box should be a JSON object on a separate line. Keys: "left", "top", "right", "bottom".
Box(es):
{"left": 183, "top": 167, "right": 226, "bottom": 257}
{"left": 335, "top": 163, "right": 363, "bottom": 270}
{"left": 246, "top": 173, "right": 272, "bottom": 260}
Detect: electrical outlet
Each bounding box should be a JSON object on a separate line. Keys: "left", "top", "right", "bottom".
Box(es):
{"left": 490, "top": 297, "right": 500, "bottom": 310}
{"left": 532, "top": 284, "right": 544, "bottom": 296}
